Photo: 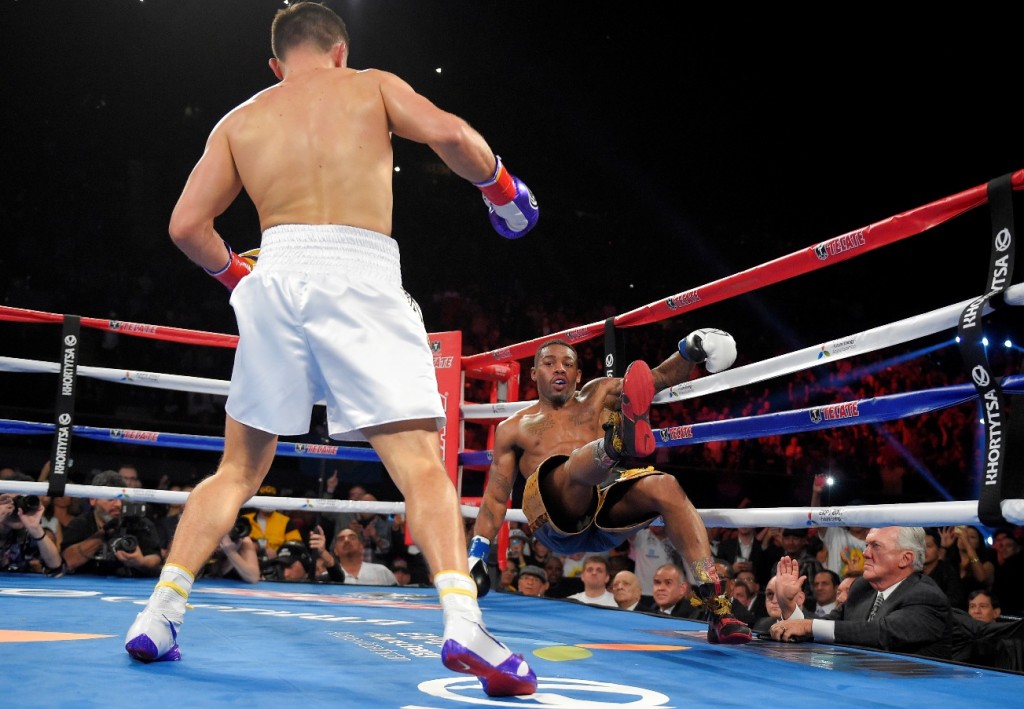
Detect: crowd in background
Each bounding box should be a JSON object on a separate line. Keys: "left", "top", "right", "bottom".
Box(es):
{"left": 4, "top": 459, "right": 1024, "bottom": 673}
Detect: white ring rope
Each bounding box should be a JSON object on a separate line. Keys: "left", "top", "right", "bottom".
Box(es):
{"left": 0, "top": 479, "right": 525, "bottom": 524}
{"left": 0, "top": 357, "right": 230, "bottom": 396}
{"left": 4, "top": 479, "right": 1023, "bottom": 527}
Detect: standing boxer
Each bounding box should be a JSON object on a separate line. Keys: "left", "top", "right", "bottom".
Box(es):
{"left": 469, "top": 333, "right": 752, "bottom": 644}
{"left": 124, "top": 2, "right": 537, "bottom": 697}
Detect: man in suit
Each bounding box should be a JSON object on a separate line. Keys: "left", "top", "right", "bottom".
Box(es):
{"left": 751, "top": 573, "right": 813, "bottom": 636}
{"left": 768, "top": 526, "right": 952, "bottom": 660}
{"left": 611, "top": 570, "right": 644, "bottom": 611}
{"left": 717, "top": 527, "right": 773, "bottom": 587}
{"left": 727, "top": 576, "right": 760, "bottom": 627}
{"left": 734, "top": 569, "right": 768, "bottom": 620}
{"left": 810, "top": 569, "right": 841, "bottom": 617}
{"left": 637, "top": 563, "right": 704, "bottom": 619}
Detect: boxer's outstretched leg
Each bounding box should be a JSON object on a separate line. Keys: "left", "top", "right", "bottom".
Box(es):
{"left": 619, "top": 359, "right": 655, "bottom": 458}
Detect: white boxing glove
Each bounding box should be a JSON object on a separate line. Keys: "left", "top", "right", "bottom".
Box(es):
{"left": 678, "top": 328, "right": 737, "bottom": 374}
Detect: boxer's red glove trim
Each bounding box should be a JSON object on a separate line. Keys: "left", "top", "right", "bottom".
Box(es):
{"left": 473, "top": 158, "right": 517, "bottom": 206}
{"left": 205, "top": 249, "right": 252, "bottom": 291}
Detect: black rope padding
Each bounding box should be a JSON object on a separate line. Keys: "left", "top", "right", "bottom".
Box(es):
{"left": 46, "top": 315, "right": 81, "bottom": 498}
{"left": 603, "top": 316, "right": 619, "bottom": 378}
{"left": 957, "top": 174, "right": 1020, "bottom": 526}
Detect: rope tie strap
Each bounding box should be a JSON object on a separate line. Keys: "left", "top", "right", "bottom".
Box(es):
{"left": 602, "top": 411, "right": 624, "bottom": 458}
{"left": 690, "top": 592, "right": 733, "bottom": 617}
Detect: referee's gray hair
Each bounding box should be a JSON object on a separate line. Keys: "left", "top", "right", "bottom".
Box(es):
{"left": 895, "top": 526, "right": 926, "bottom": 571}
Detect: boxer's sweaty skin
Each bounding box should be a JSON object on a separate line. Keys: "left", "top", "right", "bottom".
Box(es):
{"left": 170, "top": 51, "right": 500, "bottom": 275}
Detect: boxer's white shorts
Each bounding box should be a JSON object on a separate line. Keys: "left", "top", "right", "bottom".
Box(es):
{"left": 226, "top": 225, "right": 445, "bottom": 441}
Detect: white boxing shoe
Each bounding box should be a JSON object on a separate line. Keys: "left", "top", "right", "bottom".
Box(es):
{"left": 441, "top": 618, "right": 536, "bottom": 697}
{"left": 124, "top": 609, "right": 182, "bottom": 662}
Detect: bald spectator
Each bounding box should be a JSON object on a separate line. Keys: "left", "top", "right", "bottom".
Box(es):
{"left": 638, "top": 563, "right": 703, "bottom": 619}
{"left": 752, "top": 573, "right": 810, "bottom": 636}
{"left": 611, "top": 570, "right": 643, "bottom": 611}
{"left": 332, "top": 528, "right": 396, "bottom": 586}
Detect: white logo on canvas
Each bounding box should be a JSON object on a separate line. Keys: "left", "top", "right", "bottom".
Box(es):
{"left": 416, "top": 676, "right": 672, "bottom": 706}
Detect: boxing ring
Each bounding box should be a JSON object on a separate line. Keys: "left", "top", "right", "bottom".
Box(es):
{"left": 3, "top": 170, "right": 1024, "bottom": 705}
{"left": 3, "top": 572, "right": 1021, "bottom": 708}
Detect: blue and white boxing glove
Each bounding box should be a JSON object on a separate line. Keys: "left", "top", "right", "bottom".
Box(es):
{"left": 473, "top": 156, "right": 538, "bottom": 239}
{"left": 467, "top": 535, "right": 492, "bottom": 597}
{"left": 679, "top": 328, "right": 737, "bottom": 374}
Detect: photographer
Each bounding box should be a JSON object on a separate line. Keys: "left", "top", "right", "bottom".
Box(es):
{"left": 263, "top": 541, "right": 315, "bottom": 583}
{"left": 61, "top": 470, "right": 162, "bottom": 577}
{"left": 1, "top": 491, "right": 65, "bottom": 576}
{"left": 199, "top": 515, "right": 261, "bottom": 584}
{"left": 241, "top": 485, "right": 303, "bottom": 559}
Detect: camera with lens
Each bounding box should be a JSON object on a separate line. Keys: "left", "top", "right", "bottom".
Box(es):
{"left": 13, "top": 495, "right": 41, "bottom": 514}
{"left": 103, "top": 514, "right": 144, "bottom": 556}
{"left": 229, "top": 515, "right": 252, "bottom": 543}
{"left": 110, "top": 533, "right": 139, "bottom": 554}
